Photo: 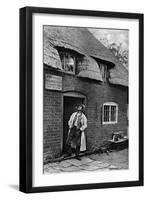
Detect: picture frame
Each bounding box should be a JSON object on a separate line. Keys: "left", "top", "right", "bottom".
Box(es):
{"left": 19, "top": 6, "right": 144, "bottom": 193}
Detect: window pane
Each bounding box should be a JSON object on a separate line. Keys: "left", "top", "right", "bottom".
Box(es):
{"left": 59, "top": 51, "right": 75, "bottom": 74}
{"left": 65, "top": 56, "right": 74, "bottom": 72}
{"left": 104, "top": 105, "right": 110, "bottom": 122}
{"left": 99, "top": 63, "right": 108, "bottom": 81}
{"left": 111, "top": 106, "right": 116, "bottom": 121}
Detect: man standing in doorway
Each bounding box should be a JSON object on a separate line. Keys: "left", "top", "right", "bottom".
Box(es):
{"left": 66, "top": 104, "right": 87, "bottom": 160}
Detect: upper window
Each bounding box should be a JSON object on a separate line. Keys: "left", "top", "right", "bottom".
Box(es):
{"left": 58, "top": 50, "right": 76, "bottom": 74}
{"left": 99, "top": 63, "right": 109, "bottom": 82}
{"left": 102, "top": 102, "right": 118, "bottom": 124}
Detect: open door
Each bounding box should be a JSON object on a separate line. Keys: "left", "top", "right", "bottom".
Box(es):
{"left": 63, "top": 95, "right": 85, "bottom": 153}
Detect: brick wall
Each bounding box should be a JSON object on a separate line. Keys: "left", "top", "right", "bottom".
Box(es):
{"left": 43, "top": 89, "right": 62, "bottom": 160}
{"left": 43, "top": 70, "right": 128, "bottom": 159}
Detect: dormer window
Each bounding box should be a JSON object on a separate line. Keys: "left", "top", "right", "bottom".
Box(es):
{"left": 99, "top": 63, "right": 109, "bottom": 82}
{"left": 58, "top": 49, "right": 76, "bottom": 74}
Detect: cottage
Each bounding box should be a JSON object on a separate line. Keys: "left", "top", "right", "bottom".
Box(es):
{"left": 43, "top": 26, "right": 128, "bottom": 160}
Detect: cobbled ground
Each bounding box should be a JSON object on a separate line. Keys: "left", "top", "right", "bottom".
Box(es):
{"left": 44, "top": 148, "right": 128, "bottom": 174}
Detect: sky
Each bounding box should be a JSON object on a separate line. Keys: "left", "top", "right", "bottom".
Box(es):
{"left": 89, "top": 28, "right": 129, "bottom": 53}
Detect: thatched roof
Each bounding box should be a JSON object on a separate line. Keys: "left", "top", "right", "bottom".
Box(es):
{"left": 44, "top": 35, "right": 62, "bottom": 69}
{"left": 44, "top": 26, "right": 128, "bottom": 87}
{"left": 77, "top": 56, "right": 103, "bottom": 81}
{"left": 109, "top": 62, "right": 128, "bottom": 87}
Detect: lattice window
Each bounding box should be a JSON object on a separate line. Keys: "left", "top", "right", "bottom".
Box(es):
{"left": 103, "top": 102, "right": 118, "bottom": 124}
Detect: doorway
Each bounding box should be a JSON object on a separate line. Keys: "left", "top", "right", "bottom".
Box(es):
{"left": 63, "top": 94, "right": 86, "bottom": 153}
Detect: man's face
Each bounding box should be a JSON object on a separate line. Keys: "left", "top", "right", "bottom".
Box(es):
{"left": 77, "top": 106, "right": 82, "bottom": 112}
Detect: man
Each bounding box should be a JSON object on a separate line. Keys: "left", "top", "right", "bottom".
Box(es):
{"left": 66, "top": 104, "right": 87, "bottom": 160}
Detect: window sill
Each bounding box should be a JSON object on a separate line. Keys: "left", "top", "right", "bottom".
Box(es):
{"left": 102, "top": 122, "right": 118, "bottom": 125}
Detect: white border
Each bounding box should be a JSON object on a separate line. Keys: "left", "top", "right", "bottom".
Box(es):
{"left": 33, "top": 13, "right": 139, "bottom": 187}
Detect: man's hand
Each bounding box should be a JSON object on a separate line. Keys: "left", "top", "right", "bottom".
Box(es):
{"left": 80, "top": 127, "right": 83, "bottom": 131}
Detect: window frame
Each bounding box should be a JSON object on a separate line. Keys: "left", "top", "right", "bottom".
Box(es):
{"left": 99, "top": 62, "right": 109, "bottom": 82}
{"left": 58, "top": 50, "right": 76, "bottom": 75}
{"left": 102, "top": 102, "right": 118, "bottom": 125}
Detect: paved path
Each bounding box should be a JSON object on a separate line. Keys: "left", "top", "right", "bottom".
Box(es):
{"left": 44, "top": 149, "right": 128, "bottom": 174}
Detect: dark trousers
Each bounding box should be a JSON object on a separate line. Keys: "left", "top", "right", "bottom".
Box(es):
{"left": 66, "top": 126, "right": 81, "bottom": 157}
{"left": 75, "top": 145, "right": 80, "bottom": 157}
{"left": 66, "top": 144, "right": 80, "bottom": 157}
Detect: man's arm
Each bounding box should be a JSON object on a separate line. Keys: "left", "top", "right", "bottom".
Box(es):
{"left": 80, "top": 114, "right": 87, "bottom": 131}
{"left": 68, "top": 112, "right": 76, "bottom": 129}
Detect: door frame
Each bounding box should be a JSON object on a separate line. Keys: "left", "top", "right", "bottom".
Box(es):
{"left": 61, "top": 91, "right": 87, "bottom": 153}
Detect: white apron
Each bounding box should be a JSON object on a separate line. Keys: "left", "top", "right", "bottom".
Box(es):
{"left": 68, "top": 112, "right": 87, "bottom": 151}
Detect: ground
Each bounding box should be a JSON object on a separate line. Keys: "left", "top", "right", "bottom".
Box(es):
{"left": 44, "top": 148, "right": 128, "bottom": 173}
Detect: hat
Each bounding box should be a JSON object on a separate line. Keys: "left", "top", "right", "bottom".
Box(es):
{"left": 75, "top": 104, "right": 85, "bottom": 111}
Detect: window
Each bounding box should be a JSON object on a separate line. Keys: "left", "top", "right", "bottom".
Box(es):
{"left": 99, "top": 63, "right": 109, "bottom": 82}
{"left": 103, "top": 102, "right": 118, "bottom": 124}
{"left": 58, "top": 50, "right": 76, "bottom": 74}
